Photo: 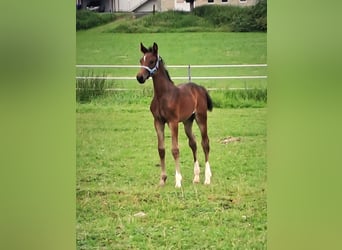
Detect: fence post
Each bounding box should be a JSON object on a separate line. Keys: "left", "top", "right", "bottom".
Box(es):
{"left": 188, "top": 64, "right": 191, "bottom": 82}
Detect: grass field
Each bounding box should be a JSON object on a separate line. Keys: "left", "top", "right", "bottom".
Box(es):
{"left": 77, "top": 103, "right": 266, "bottom": 249}
{"left": 77, "top": 23, "right": 267, "bottom": 249}
{"left": 76, "top": 32, "right": 267, "bottom": 90}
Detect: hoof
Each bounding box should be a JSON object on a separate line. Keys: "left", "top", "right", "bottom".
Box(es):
{"left": 193, "top": 175, "right": 200, "bottom": 183}
{"left": 159, "top": 175, "right": 167, "bottom": 186}
{"left": 204, "top": 162, "right": 212, "bottom": 185}
{"left": 175, "top": 183, "right": 182, "bottom": 188}
{"left": 175, "top": 171, "right": 182, "bottom": 188}
{"left": 193, "top": 161, "right": 200, "bottom": 184}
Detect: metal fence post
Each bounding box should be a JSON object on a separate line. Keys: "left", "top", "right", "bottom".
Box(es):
{"left": 188, "top": 64, "right": 191, "bottom": 82}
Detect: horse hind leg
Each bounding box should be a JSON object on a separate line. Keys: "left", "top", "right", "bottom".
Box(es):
{"left": 183, "top": 117, "right": 200, "bottom": 183}
{"left": 195, "top": 113, "right": 212, "bottom": 185}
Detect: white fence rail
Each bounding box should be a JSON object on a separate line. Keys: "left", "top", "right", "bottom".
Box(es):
{"left": 76, "top": 64, "right": 267, "bottom": 68}
{"left": 76, "top": 64, "right": 267, "bottom": 81}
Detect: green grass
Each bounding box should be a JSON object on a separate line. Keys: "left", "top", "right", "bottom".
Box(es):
{"left": 77, "top": 32, "right": 266, "bottom": 64}
{"left": 77, "top": 103, "right": 266, "bottom": 249}
{"left": 77, "top": 22, "right": 267, "bottom": 249}
{"left": 76, "top": 86, "right": 266, "bottom": 108}
{"left": 77, "top": 32, "right": 267, "bottom": 107}
{"left": 76, "top": 32, "right": 267, "bottom": 91}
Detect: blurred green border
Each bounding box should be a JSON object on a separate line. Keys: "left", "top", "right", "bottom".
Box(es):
{"left": 0, "top": 1, "right": 75, "bottom": 250}
{"left": 268, "top": 1, "right": 342, "bottom": 249}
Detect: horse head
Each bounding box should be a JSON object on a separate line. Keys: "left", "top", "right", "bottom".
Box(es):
{"left": 136, "top": 42, "right": 160, "bottom": 84}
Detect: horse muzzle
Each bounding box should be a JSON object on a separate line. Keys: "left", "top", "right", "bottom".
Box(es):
{"left": 136, "top": 69, "right": 150, "bottom": 84}
{"left": 136, "top": 74, "right": 146, "bottom": 84}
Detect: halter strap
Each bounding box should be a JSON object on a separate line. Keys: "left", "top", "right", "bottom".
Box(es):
{"left": 141, "top": 55, "right": 160, "bottom": 76}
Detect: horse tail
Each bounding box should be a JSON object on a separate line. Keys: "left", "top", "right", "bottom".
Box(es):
{"left": 206, "top": 91, "right": 213, "bottom": 112}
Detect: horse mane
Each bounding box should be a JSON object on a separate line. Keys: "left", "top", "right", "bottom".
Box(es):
{"left": 159, "top": 58, "right": 173, "bottom": 83}
{"left": 147, "top": 46, "right": 173, "bottom": 83}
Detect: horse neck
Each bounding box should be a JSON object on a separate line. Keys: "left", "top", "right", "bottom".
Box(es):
{"left": 151, "top": 63, "right": 174, "bottom": 98}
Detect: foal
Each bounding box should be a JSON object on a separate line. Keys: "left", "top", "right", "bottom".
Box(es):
{"left": 136, "top": 42, "right": 213, "bottom": 188}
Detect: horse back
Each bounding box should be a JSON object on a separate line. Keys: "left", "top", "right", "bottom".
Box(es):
{"left": 179, "top": 82, "right": 213, "bottom": 112}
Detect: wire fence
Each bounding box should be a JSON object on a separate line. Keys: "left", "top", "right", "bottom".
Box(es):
{"left": 76, "top": 64, "right": 267, "bottom": 82}
{"left": 76, "top": 64, "right": 267, "bottom": 93}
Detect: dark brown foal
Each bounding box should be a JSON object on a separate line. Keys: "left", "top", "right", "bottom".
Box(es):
{"left": 136, "top": 42, "right": 213, "bottom": 188}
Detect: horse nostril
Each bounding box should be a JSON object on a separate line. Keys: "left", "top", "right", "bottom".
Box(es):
{"left": 136, "top": 75, "right": 145, "bottom": 84}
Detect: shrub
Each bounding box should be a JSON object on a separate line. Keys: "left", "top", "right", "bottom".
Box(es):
{"left": 110, "top": 11, "right": 212, "bottom": 33}
{"left": 193, "top": 1, "right": 267, "bottom": 32}
{"left": 141, "top": 11, "right": 210, "bottom": 30}
{"left": 79, "top": 2, "right": 266, "bottom": 32}
{"left": 230, "top": 10, "right": 254, "bottom": 32}
{"left": 76, "top": 72, "right": 106, "bottom": 102}
{"left": 211, "top": 88, "right": 267, "bottom": 108}
{"left": 112, "top": 23, "right": 147, "bottom": 33}
{"left": 76, "top": 10, "right": 116, "bottom": 30}
{"left": 193, "top": 5, "right": 237, "bottom": 25}
{"left": 251, "top": 0, "right": 267, "bottom": 31}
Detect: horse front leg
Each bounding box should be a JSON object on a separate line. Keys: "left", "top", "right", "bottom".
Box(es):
{"left": 169, "top": 121, "right": 182, "bottom": 188}
{"left": 154, "top": 120, "right": 166, "bottom": 186}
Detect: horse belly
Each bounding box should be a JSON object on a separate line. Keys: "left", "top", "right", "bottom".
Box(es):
{"left": 178, "top": 101, "right": 195, "bottom": 122}
{"left": 178, "top": 88, "right": 197, "bottom": 121}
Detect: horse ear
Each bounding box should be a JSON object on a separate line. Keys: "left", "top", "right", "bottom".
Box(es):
{"left": 140, "top": 42, "right": 148, "bottom": 54}
{"left": 152, "top": 42, "right": 158, "bottom": 55}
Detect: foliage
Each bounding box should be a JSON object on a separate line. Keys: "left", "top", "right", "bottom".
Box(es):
{"left": 143, "top": 11, "right": 207, "bottom": 29}
{"left": 251, "top": 0, "right": 267, "bottom": 31}
{"left": 76, "top": 10, "right": 116, "bottom": 30}
{"left": 76, "top": 71, "right": 106, "bottom": 102}
{"left": 211, "top": 88, "right": 267, "bottom": 108}
{"left": 193, "top": 4, "right": 241, "bottom": 26}
{"left": 193, "top": 0, "right": 267, "bottom": 32}
{"left": 77, "top": 1, "right": 266, "bottom": 32}
{"left": 109, "top": 11, "right": 213, "bottom": 33}
{"left": 77, "top": 87, "right": 266, "bottom": 108}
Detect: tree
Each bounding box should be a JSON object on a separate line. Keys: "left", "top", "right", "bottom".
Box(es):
{"left": 185, "top": 0, "right": 195, "bottom": 12}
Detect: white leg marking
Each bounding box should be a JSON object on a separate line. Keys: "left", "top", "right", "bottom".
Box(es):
{"left": 175, "top": 170, "right": 182, "bottom": 188}
{"left": 204, "top": 161, "right": 212, "bottom": 185}
{"left": 193, "top": 160, "right": 200, "bottom": 183}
